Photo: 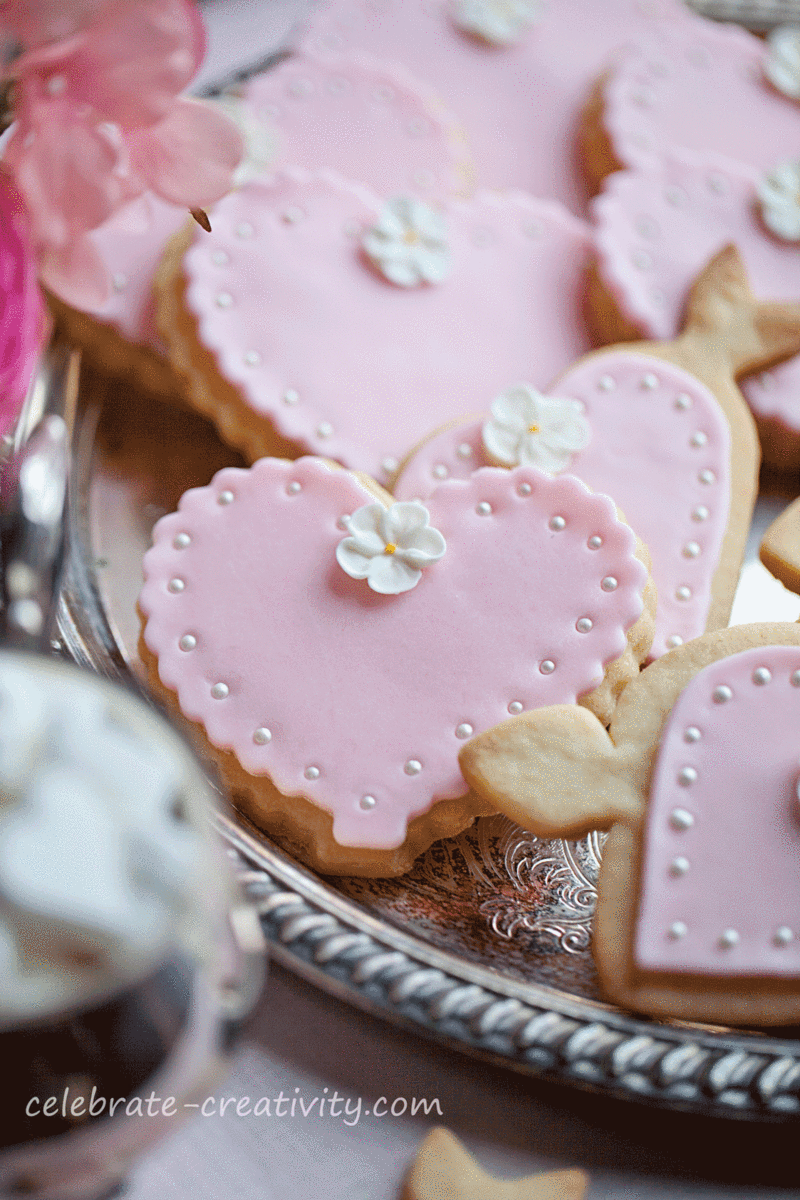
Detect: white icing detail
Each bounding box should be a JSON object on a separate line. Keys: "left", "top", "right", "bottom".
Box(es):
{"left": 682, "top": 541, "right": 700, "bottom": 559}
{"left": 244, "top": 350, "right": 261, "bottom": 366}
{"left": 451, "top": 0, "right": 541, "bottom": 46}
{"left": 433, "top": 464, "right": 449, "bottom": 479}
{"left": 601, "top": 576, "right": 618, "bottom": 591}
{"left": 282, "top": 205, "right": 306, "bottom": 224}
{"left": 699, "top": 469, "right": 716, "bottom": 485}
{"left": 774, "top": 926, "right": 794, "bottom": 946}
{"left": 588, "top": 536, "right": 603, "bottom": 549}
{"left": 304, "top": 766, "right": 320, "bottom": 780}
{"left": 212, "top": 250, "right": 229, "bottom": 266}
{"left": 666, "top": 635, "right": 683, "bottom": 649}
{"left": 719, "top": 928, "right": 740, "bottom": 949}
{"left": 476, "top": 501, "right": 493, "bottom": 515}
{"left": 317, "top": 422, "right": 334, "bottom": 438}
{"left": 235, "top": 222, "right": 254, "bottom": 239}
{"left": 517, "top": 482, "right": 532, "bottom": 496}
{"left": 539, "top": 659, "right": 556, "bottom": 674}
{"left": 112, "top": 272, "right": 128, "bottom": 292}
{"left": 359, "top": 794, "right": 377, "bottom": 810}
{"left": 336, "top": 500, "right": 446, "bottom": 594}
{"left": 792, "top": 670, "right": 800, "bottom": 687}
{"left": 712, "top": 685, "right": 733, "bottom": 703}
{"left": 210, "top": 682, "right": 229, "bottom": 699}
{"left": 381, "top": 457, "right": 399, "bottom": 475}
{"left": 283, "top": 388, "right": 300, "bottom": 404}
{"left": 670, "top": 856, "right": 690, "bottom": 877}
{"left": 455, "top": 723, "right": 474, "bottom": 739}
{"left": 287, "top": 481, "right": 302, "bottom": 494}
{"left": 179, "top": 634, "right": 196, "bottom": 652}
{"left": 669, "top": 921, "right": 688, "bottom": 939}
{"left": 684, "top": 726, "right": 701, "bottom": 743}
{"left": 404, "top": 759, "right": 422, "bottom": 775}
{"left": 758, "top": 159, "right": 800, "bottom": 242}
{"left": 173, "top": 533, "right": 191, "bottom": 549}
{"left": 752, "top": 667, "right": 772, "bottom": 685}
{"left": 549, "top": 515, "right": 566, "bottom": 531}
{"left": 692, "top": 505, "right": 709, "bottom": 522}
{"left": 508, "top": 701, "right": 524, "bottom": 715}
{"left": 678, "top": 766, "right": 698, "bottom": 786}
{"left": 218, "top": 490, "right": 234, "bottom": 505}
{"left": 253, "top": 728, "right": 272, "bottom": 745}
{"left": 215, "top": 291, "right": 234, "bottom": 308}
{"left": 674, "top": 393, "right": 692, "bottom": 411}
{"left": 457, "top": 443, "right": 473, "bottom": 459}
{"left": 765, "top": 25, "right": 800, "bottom": 100}
{"left": 362, "top": 197, "right": 451, "bottom": 287}
{"left": 167, "top": 578, "right": 185, "bottom": 594}
{"left": 670, "top": 808, "right": 694, "bottom": 831}
{"left": 640, "top": 373, "right": 658, "bottom": 391}
{"left": 576, "top": 617, "right": 593, "bottom": 633}
{"left": 598, "top": 375, "right": 615, "bottom": 391}
{"left": 676, "top": 586, "right": 692, "bottom": 601}
{"left": 482, "top": 384, "right": 591, "bottom": 474}
{"left": 690, "top": 431, "right": 708, "bottom": 448}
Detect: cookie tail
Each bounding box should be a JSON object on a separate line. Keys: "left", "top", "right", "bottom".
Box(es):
{"left": 680, "top": 243, "right": 800, "bottom": 378}
{"left": 458, "top": 705, "right": 641, "bottom": 840}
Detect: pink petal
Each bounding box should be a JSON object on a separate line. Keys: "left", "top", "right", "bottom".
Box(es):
{"left": 2, "top": 0, "right": 104, "bottom": 49}
{"left": 39, "top": 233, "right": 111, "bottom": 309}
{"left": 127, "top": 98, "right": 243, "bottom": 208}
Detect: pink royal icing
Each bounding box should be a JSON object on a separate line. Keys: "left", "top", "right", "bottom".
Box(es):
{"left": 140, "top": 457, "right": 647, "bottom": 849}
{"left": 299, "top": 0, "right": 696, "bottom": 215}
{"left": 636, "top": 646, "right": 800, "bottom": 977}
{"left": 592, "top": 153, "right": 800, "bottom": 433}
{"left": 602, "top": 21, "right": 800, "bottom": 177}
{"left": 0, "top": 170, "right": 45, "bottom": 439}
{"left": 394, "top": 352, "right": 731, "bottom": 659}
{"left": 181, "top": 169, "right": 592, "bottom": 480}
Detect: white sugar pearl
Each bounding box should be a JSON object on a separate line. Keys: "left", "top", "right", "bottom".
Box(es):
{"left": 665, "top": 185, "right": 688, "bottom": 207}
{"left": 508, "top": 701, "right": 524, "bottom": 715}
{"left": 678, "top": 766, "right": 698, "bottom": 786}
{"left": 669, "top": 921, "right": 688, "bottom": 939}
{"left": 576, "top": 617, "right": 593, "bottom": 633}
{"left": 457, "top": 443, "right": 473, "bottom": 459}
{"left": 218, "top": 490, "right": 234, "bottom": 505}
{"left": 752, "top": 667, "right": 772, "bottom": 686}
{"left": 598, "top": 374, "right": 615, "bottom": 391}
{"left": 112, "top": 272, "right": 128, "bottom": 292}
{"left": 337, "top": 514, "right": 351, "bottom": 530}
{"left": 304, "top": 766, "right": 320, "bottom": 780}
{"left": 692, "top": 505, "right": 709, "bottom": 522}
{"left": 712, "top": 685, "right": 733, "bottom": 703}
{"left": 476, "top": 502, "right": 492, "bottom": 516}
{"left": 179, "top": 634, "right": 197, "bottom": 652}
{"left": 632, "top": 249, "right": 652, "bottom": 270}
{"left": 670, "top": 857, "right": 690, "bottom": 877}
{"left": 212, "top": 250, "right": 229, "bottom": 266}
{"left": 215, "top": 291, "right": 233, "bottom": 308}
{"left": 287, "top": 481, "right": 302, "bottom": 494}
{"left": 455, "top": 723, "right": 473, "bottom": 739}
{"left": 283, "top": 388, "right": 300, "bottom": 404}
{"left": 211, "top": 682, "right": 229, "bottom": 699}
{"left": 549, "top": 516, "right": 566, "bottom": 531}
{"left": 690, "top": 431, "right": 708, "bottom": 448}
{"left": 676, "top": 586, "right": 692, "bottom": 601}
{"left": 699, "top": 469, "right": 716, "bottom": 485}
{"left": 245, "top": 350, "right": 262, "bottom": 366}
{"left": 682, "top": 542, "right": 700, "bottom": 558}
{"left": 707, "top": 172, "right": 729, "bottom": 194}
{"left": 168, "top": 578, "right": 185, "bottom": 593}
{"left": 404, "top": 759, "right": 422, "bottom": 775}
{"left": 236, "top": 222, "right": 254, "bottom": 238}
{"left": 674, "top": 393, "right": 692, "bottom": 410}
{"left": 601, "top": 576, "right": 618, "bottom": 591}
{"left": 719, "top": 928, "right": 739, "bottom": 949}
{"left": 774, "top": 927, "right": 794, "bottom": 946}
{"left": 282, "top": 206, "right": 306, "bottom": 224}
{"left": 792, "top": 671, "right": 800, "bottom": 688}
{"left": 640, "top": 373, "right": 658, "bottom": 390}
{"left": 539, "top": 659, "right": 556, "bottom": 674}
{"left": 670, "top": 808, "right": 694, "bottom": 831}
{"left": 517, "top": 483, "right": 532, "bottom": 497}
{"left": 523, "top": 221, "right": 542, "bottom": 238}
{"left": 253, "top": 728, "right": 272, "bottom": 745}
{"left": 684, "top": 726, "right": 701, "bottom": 743}
{"left": 289, "top": 78, "right": 313, "bottom": 97}
{"left": 46, "top": 74, "right": 67, "bottom": 95}
{"left": 360, "top": 794, "right": 377, "bottom": 810}
{"left": 666, "top": 635, "right": 683, "bottom": 649}
{"left": 373, "top": 84, "right": 394, "bottom": 101}
{"left": 407, "top": 118, "right": 429, "bottom": 136}
{"left": 433, "top": 464, "right": 449, "bottom": 479}
{"left": 381, "top": 457, "right": 398, "bottom": 475}
{"left": 588, "top": 536, "right": 603, "bottom": 550}
{"left": 173, "top": 533, "right": 191, "bottom": 549}
{"left": 317, "top": 422, "right": 334, "bottom": 438}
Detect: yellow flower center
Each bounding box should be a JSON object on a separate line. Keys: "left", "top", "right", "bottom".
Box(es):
{"left": 528, "top": 423, "right": 540, "bottom": 434}
{"left": 384, "top": 542, "right": 397, "bottom": 555}
{"left": 403, "top": 229, "right": 419, "bottom": 245}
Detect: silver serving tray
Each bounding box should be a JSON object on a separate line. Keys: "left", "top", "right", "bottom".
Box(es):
{"left": 52, "top": 370, "right": 800, "bottom": 1122}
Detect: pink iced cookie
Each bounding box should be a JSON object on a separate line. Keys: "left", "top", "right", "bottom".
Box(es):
{"left": 601, "top": 21, "right": 800, "bottom": 177}
{"left": 637, "top": 645, "right": 800, "bottom": 979}
{"left": 0, "top": 170, "right": 45, "bottom": 439}
{"left": 139, "top": 457, "right": 650, "bottom": 868}
{"left": 300, "top": 0, "right": 695, "bottom": 215}
{"left": 395, "top": 352, "right": 731, "bottom": 660}
{"left": 591, "top": 153, "right": 800, "bottom": 458}
{"left": 170, "top": 169, "right": 592, "bottom": 480}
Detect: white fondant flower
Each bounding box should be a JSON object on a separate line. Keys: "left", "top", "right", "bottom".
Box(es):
{"left": 362, "top": 197, "right": 451, "bottom": 287}
{"left": 451, "top": 0, "right": 542, "bottom": 46}
{"left": 764, "top": 24, "right": 800, "bottom": 101}
{"left": 336, "top": 501, "right": 446, "bottom": 594}
{"left": 757, "top": 160, "right": 800, "bottom": 242}
{"left": 482, "top": 384, "right": 591, "bottom": 473}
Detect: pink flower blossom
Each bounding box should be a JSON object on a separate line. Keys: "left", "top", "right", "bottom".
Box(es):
{"left": 0, "top": 168, "right": 46, "bottom": 438}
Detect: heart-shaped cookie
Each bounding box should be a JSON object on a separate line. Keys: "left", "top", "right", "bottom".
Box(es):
{"left": 139, "top": 456, "right": 653, "bottom": 874}
{"left": 160, "top": 169, "right": 592, "bottom": 481}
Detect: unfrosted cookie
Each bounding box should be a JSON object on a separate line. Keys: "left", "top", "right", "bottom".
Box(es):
{"left": 460, "top": 624, "right": 800, "bottom": 1026}
{"left": 139, "top": 456, "right": 654, "bottom": 876}
{"left": 395, "top": 246, "right": 773, "bottom": 658}
{"left": 49, "top": 51, "right": 471, "bottom": 399}
{"left": 581, "top": 19, "right": 800, "bottom": 196}
{"left": 590, "top": 152, "right": 800, "bottom": 470}
{"left": 761, "top": 496, "right": 800, "bottom": 596}
{"left": 157, "top": 169, "right": 592, "bottom": 482}
{"left": 300, "top": 0, "right": 695, "bottom": 215}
